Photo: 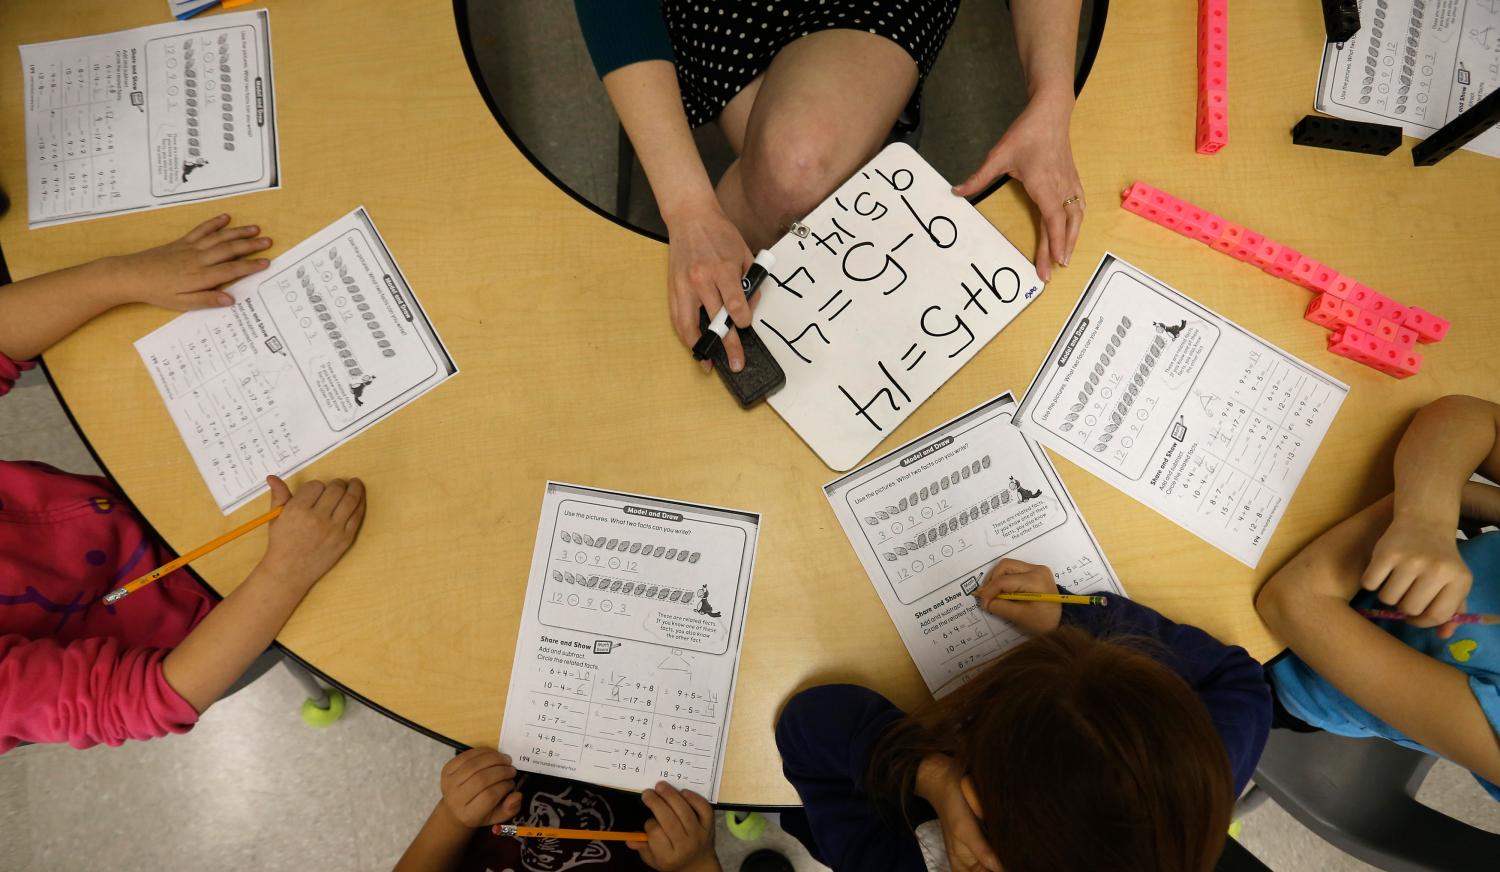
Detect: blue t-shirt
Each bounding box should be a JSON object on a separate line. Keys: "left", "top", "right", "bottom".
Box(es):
{"left": 1270, "top": 531, "right": 1500, "bottom": 800}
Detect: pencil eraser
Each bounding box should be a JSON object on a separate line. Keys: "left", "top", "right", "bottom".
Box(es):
{"left": 1402, "top": 306, "right": 1450, "bottom": 343}
{"left": 1305, "top": 293, "right": 1344, "bottom": 328}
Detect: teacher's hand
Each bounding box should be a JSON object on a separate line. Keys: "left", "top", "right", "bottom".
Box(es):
{"left": 953, "top": 91, "right": 1083, "bottom": 282}
{"left": 666, "top": 202, "right": 753, "bottom": 373}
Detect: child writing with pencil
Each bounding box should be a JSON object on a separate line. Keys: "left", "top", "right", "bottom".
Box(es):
{"left": 776, "top": 558, "right": 1272, "bottom": 872}
{"left": 1258, "top": 394, "right": 1500, "bottom": 799}
{"left": 396, "top": 750, "right": 730, "bottom": 872}
{"left": 0, "top": 215, "right": 367, "bottom": 751}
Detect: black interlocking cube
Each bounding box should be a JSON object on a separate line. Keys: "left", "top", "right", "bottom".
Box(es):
{"left": 1291, "top": 115, "right": 1401, "bottom": 156}
{"left": 1321, "top": 0, "right": 1360, "bottom": 43}
{"left": 1412, "top": 88, "right": 1500, "bottom": 167}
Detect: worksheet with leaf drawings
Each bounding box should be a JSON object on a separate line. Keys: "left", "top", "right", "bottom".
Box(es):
{"left": 1314, "top": 0, "right": 1500, "bottom": 159}
{"left": 20, "top": 10, "right": 279, "bottom": 227}
{"left": 753, "top": 142, "right": 1043, "bottom": 472}
{"left": 136, "top": 207, "right": 456, "bottom": 513}
{"left": 1015, "top": 254, "right": 1347, "bottom": 568}
{"left": 824, "top": 393, "right": 1122, "bottom": 698}
{"left": 499, "top": 483, "right": 760, "bottom": 801}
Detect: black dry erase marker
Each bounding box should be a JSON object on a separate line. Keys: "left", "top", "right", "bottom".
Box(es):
{"left": 692, "top": 250, "right": 777, "bottom": 360}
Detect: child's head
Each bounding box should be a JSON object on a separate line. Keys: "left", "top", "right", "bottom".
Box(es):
{"left": 873, "top": 626, "right": 1233, "bottom": 872}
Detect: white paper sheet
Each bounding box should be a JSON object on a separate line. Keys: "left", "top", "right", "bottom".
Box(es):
{"left": 752, "top": 142, "right": 1043, "bottom": 472}
{"left": 135, "top": 207, "right": 457, "bottom": 513}
{"left": 498, "top": 483, "right": 760, "bottom": 800}
{"left": 21, "top": 10, "right": 279, "bottom": 227}
{"left": 1314, "top": 0, "right": 1500, "bottom": 158}
{"left": 824, "top": 392, "right": 1122, "bottom": 697}
{"left": 1014, "top": 255, "right": 1347, "bottom": 568}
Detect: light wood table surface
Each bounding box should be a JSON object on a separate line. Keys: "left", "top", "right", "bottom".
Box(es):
{"left": 2, "top": 0, "right": 1497, "bottom": 804}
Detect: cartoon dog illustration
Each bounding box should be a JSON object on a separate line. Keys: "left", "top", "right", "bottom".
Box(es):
{"left": 349, "top": 374, "right": 376, "bottom": 406}
{"left": 1153, "top": 319, "right": 1187, "bottom": 340}
{"left": 181, "top": 157, "right": 209, "bottom": 182}
{"left": 694, "top": 584, "right": 722, "bottom": 618}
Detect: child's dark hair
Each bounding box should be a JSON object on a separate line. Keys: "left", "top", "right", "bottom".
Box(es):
{"left": 868, "top": 625, "right": 1234, "bottom": 872}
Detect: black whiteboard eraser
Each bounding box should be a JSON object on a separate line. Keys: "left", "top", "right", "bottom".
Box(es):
{"left": 1291, "top": 115, "right": 1401, "bottom": 155}
{"left": 1321, "top": 0, "right": 1360, "bottom": 43}
{"left": 698, "top": 309, "right": 784, "bottom": 408}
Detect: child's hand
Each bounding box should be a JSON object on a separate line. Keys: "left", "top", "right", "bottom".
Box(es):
{"left": 915, "top": 755, "right": 1001, "bottom": 872}
{"left": 103, "top": 214, "right": 271, "bottom": 311}
{"left": 627, "top": 782, "right": 720, "bottom": 872}
{"left": 439, "top": 748, "right": 523, "bottom": 828}
{"left": 975, "top": 558, "right": 1062, "bottom": 636}
{"left": 1362, "top": 517, "right": 1472, "bottom": 636}
{"left": 259, "top": 474, "right": 366, "bottom": 590}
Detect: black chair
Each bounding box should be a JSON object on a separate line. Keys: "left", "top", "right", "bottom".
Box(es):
{"left": 1251, "top": 728, "right": 1500, "bottom": 871}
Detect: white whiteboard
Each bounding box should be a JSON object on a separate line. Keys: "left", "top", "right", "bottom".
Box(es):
{"left": 753, "top": 143, "right": 1044, "bottom": 471}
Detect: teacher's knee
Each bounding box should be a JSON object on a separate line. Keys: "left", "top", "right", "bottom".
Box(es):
{"left": 741, "top": 125, "right": 845, "bottom": 228}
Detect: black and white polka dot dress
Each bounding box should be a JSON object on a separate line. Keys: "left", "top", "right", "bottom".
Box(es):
{"left": 661, "top": 1, "right": 961, "bottom": 127}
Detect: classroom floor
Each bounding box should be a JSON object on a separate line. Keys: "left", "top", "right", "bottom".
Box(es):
{"left": 4, "top": 2, "right": 1500, "bottom": 870}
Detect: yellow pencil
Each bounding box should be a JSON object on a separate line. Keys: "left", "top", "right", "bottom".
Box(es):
{"left": 102, "top": 507, "right": 283, "bottom": 605}
{"left": 992, "top": 592, "right": 1109, "bottom": 606}
{"left": 495, "top": 824, "right": 647, "bottom": 842}
{"left": 223, "top": 0, "right": 256, "bottom": 7}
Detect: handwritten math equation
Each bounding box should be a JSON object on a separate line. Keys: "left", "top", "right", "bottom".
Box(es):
{"left": 754, "top": 144, "right": 1042, "bottom": 471}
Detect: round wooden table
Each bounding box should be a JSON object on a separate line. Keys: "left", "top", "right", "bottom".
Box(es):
{"left": 2, "top": 0, "right": 1497, "bottom": 804}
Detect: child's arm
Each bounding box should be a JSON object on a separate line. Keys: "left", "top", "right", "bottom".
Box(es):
{"left": 1257, "top": 495, "right": 1500, "bottom": 786}
{"left": 0, "top": 475, "right": 363, "bottom": 750}
{"left": 1363, "top": 395, "right": 1500, "bottom": 627}
{"left": 395, "top": 748, "right": 522, "bottom": 872}
{"left": 628, "top": 782, "right": 722, "bottom": 872}
{"left": 0, "top": 214, "right": 269, "bottom": 361}
{"left": 160, "top": 475, "right": 363, "bottom": 712}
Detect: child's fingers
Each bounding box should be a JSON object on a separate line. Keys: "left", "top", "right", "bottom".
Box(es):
{"left": 266, "top": 474, "right": 292, "bottom": 508}
{"left": 642, "top": 786, "right": 687, "bottom": 844}
{"left": 683, "top": 788, "right": 713, "bottom": 828}
{"left": 203, "top": 235, "right": 273, "bottom": 263}
{"left": 1411, "top": 586, "right": 1465, "bottom": 630}
{"left": 198, "top": 223, "right": 263, "bottom": 249}
{"left": 183, "top": 213, "right": 231, "bottom": 244}
{"left": 1360, "top": 552, "right": 1396, "bottom": 591}
{"left": 170, "top": 289, "right": 234, "bottom": 310}
{"left": 483, "top": 790, "right": 524, "bottom": 825}
{"left": 641, "top": 818, "right": 674, "bottom": 857}
{"left": 654, "top": 782, "right": 698, "bottom": 833}
{"left": 1375, "top": 566, "right": 1417, "bottom": 607}
{"left": 206, "top": 258, "right": 271, "bottom": 287}
{"left": 669, "top": 285, "right": 699, "bottom": 349}
{"left": 333, "top": 477, "right": 365, "bottom": 525}
{"left": 312, "top": 478, "right": 348, "bottom": 514}
{"left": 441, "top": 747, "right": 494, "bottom": 779}
{"left": 344, "top": 498, "right": 367, "bottom": 536}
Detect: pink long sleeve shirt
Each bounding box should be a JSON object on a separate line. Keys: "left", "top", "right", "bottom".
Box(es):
{"left": 1, "top": 354, "right": 214, "bottom": 752}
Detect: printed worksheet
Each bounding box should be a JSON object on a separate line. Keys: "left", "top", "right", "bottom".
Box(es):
{"left": 499, "top": 483, "right": 760, "bottom": 800}
{"left": 21, "top": 10, "right": 279, "bottom": 227}
{"left": 1315, "top": 0, "right": 1500, "bottom": 158}
{"left": 136, "top": 207, "right": 457, "bottom": 513}
{"left": 825, "top": 393, "right": 1122, "bottom": 697}
{"left": 1015, "top": 255, "right": 1347, "bottom": 568}
{"left": 752, "top": 143, "right": 1044, "bottom": 472}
